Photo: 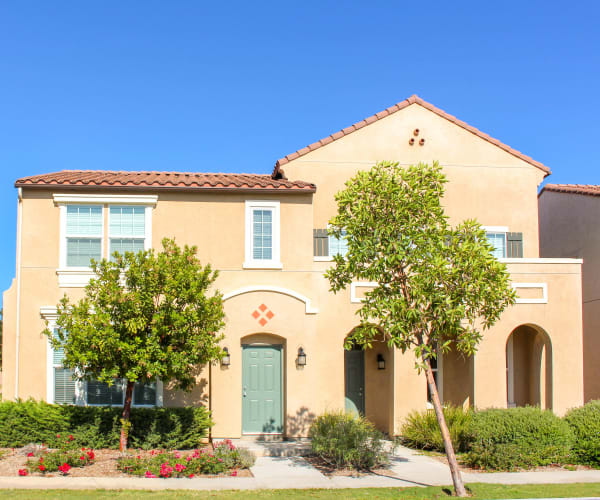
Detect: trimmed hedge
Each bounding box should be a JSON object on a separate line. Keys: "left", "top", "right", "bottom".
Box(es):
{"left": 564, "top": 400, "right": 600, "bottom": 467}
{"left": 399, "top": 405, "right": 473, "bottom": 453}
{"left": 0, "top": 400, "right": 213, "bottom": 449}
{"left": 466, "top": 407, "right": 574, "bottom": 470}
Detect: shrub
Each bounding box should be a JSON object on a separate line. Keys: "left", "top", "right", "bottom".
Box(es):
{"left": 564, "top": 400, "right": 600, "bottom": 467}
{"left": 466, "top": 407, "right": 573, "bottom": 470}
{"left": 0, "top": 400, "right": 212, "bottom": 449}
{"left": 308, "top": 411, "right": 388, "bottom": 470}
{"left": 118, "top": 442, "right": 255, "bottom": 477}
{"left": 25, "top": 434, "right": 96, "bottom": 474}
{"left": 400, "top": 406, "right": 474, "bottom": 453}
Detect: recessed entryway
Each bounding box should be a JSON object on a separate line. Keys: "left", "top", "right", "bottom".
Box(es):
{"left": 344, "top": 345, "right": 365, "bottom": 415}
{"left": 242, "top": 344, "right": 283, "bottom": 434}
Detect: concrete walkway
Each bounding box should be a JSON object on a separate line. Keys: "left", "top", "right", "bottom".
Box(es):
{"left": 1, "top": 444, "right": 600, "bottom": 491}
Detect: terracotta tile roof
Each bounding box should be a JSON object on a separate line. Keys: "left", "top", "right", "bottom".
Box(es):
{"left": 273, "top": 94, "right": 551, "bottom": 176}
{"left": 539, "top": 184, "right": 600, "bottom": 197}
{"left": 15, "top": 170, "right": 316, "bottom": 193}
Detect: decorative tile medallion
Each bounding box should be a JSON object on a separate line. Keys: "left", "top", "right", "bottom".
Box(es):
{"left": 252, "top": 304, "right": 275, "bottom": 326}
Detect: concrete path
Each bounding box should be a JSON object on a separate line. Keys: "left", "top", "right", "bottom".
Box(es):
{"left": 1, "top": 444, "right": 600, "bottom": 491}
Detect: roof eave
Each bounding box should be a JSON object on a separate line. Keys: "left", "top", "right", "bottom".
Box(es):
{"left": 14, "top": 182, "right": 316, "bottom": 194}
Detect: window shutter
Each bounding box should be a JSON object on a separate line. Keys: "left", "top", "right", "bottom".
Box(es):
{"left": 54, "top": 368, "right": 77, "bottom": 404}
{"left": 507, "top": 232, "right": 523, "bottom": 258}
{"left": 313, "top": 229, "right": 329, "bottom": 257}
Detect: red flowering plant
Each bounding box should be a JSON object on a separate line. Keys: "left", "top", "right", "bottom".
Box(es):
{"left": 25, "top": 434, "right": 96, "bottom": 475}
{"left": 117, "top": 443, "right": 255, "bottom": 478}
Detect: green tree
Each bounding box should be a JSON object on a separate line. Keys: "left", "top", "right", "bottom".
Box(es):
{"left": 45, "top": 238, "right": 226, "bottom": 452}
{"left": 325, "top": 161, "right": 516, "bottom": 497}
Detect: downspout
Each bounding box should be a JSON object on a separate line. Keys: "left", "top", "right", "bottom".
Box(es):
{"left": 14, "top": 187, "right": 23, "bottom": 400}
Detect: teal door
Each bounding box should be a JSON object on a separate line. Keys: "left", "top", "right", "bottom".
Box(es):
{"left": 345, "top": 347, "right": 365, "bottom": 415}
{"left": 242, "top": 345, "right": 283, "bottom": 434}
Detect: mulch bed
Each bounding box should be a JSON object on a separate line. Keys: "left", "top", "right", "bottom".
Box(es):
{"left": 0, "top": 447, "right": 252, "bottom": 478}
{"left": 303, "top": 455, "right": 395, "bottom": 478}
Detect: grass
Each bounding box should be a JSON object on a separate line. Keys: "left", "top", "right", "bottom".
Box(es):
{"left": 0, "top": 484, "right": 599, "bottom": 499}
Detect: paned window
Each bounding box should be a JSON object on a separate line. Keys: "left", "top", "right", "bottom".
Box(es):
{"left": 52, "top": 329, "right": 77, "bottom": 404}
{"left": 109, "top": 206, "right": 146, "bottom": 259}
{"left": 486, "top": 232, "right": 507, "bottom": 259}
{"left": 65, "top": 206, "right": 102, "bottom": 267}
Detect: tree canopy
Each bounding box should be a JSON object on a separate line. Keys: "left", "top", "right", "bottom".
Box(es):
{"left": 45, "top": 238, "right": 226, "bottom": 450}
{"left": 325, "top": 161, "right": 516, "bottom": 496}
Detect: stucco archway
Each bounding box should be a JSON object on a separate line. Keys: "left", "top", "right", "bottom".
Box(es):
{"left": 506, "top": 324, "right": 553, "bottom": 409}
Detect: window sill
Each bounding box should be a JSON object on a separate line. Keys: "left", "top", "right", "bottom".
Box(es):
{"left": 56, "top": 268, "right": 96, "bottom": 288}
{"left": 313, "top": 256, "right": 334, "bottom": 262}
{"left": 242, "top": 261, "right": 283, "bottom": 270}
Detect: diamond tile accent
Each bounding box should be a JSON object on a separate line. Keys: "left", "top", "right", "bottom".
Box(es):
{"left": 252, "top": 304, "right": 275, "bottom": 327}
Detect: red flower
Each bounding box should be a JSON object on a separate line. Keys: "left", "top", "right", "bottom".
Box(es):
{"left": 26, "top": 452, "right": 34, "bottom": 457}
{"left": 18, "top": 469, "right": 28, "bottom": 476}
{"left": 69, "top": 435, "right": 74, "bottom": 441}
{"left": 38, "top": 464, "right": 46, "bottom": 472}
{"left": 80, "top": 456, "right": 85, "bottom": 461}
{"left": 231, "top": 470, "right": 238, "bottom": 477}
{"left": 58, "top": 463, "right": 71, "bottom": 474}
{"left": 87, "top": 450, "right": 95, "bottom": 460}
{"left": 56, "top": 434, "right": 60, "bottom": 438}
{"left": 188, "top": 473, "right": 194, "bottom": 478}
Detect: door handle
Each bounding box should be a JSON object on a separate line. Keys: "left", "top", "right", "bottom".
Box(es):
{"left": 243, "top": 387, "right": 247, "bottom": 397}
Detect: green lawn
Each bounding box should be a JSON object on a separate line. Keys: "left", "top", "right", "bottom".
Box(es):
{"left": 1, "top": 483, "right": 600, "bottom": 499}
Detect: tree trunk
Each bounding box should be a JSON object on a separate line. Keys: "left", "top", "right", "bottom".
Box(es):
{"left": 120, "top": 380, "right": 135, "bottom": 453}
{"left": 423, "top": 357, "right": 468, "bottom": 497}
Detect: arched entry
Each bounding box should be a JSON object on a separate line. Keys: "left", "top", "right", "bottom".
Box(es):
{"left": 506, "top": 324, "right": 552, "bottom": 409}
{"left": 241, "top": 333, "right": 285, "bottom": 435}
{"left": 343, "top": 330, "right": 394, "bottom": 434}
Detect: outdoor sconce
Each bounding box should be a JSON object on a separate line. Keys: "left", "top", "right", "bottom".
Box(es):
{"left": 377, "top": 354, "right": 386, "bottom": 370}
{"left": 221, "top": 347, "right": 231, "bottom": 367}
{"left": 297, "top": 347, "right": 307, "bottom": 366}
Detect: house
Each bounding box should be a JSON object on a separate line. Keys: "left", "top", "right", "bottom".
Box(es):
{"left": 539, "top": 184, "right": 600, "bottom": 402}
{"left": 2, "top": 95, "right": 584, "bottom": 438}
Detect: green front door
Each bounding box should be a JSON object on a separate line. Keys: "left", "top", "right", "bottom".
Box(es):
{"left": 345, "top": 347, "right": 365, "bottom": 415}
{"left": 242, "top": 345, "right": 283, "bottom": 434}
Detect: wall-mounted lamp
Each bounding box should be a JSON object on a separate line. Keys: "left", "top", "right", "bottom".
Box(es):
{"left": 297, "top": 347, "right": 307, "bottom": 366}
{"left": 221, "top": 347, "right": 231, "bottom": 367}
{"left": 377, "top": 354, "right": 386, "bottom": 370}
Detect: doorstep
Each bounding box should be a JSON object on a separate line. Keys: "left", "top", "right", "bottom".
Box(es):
{"left": 226, "top": 438, "right": 311, "bottom": 457}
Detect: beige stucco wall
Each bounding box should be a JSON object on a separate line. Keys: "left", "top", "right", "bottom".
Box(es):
{"left": 281, "top": 103, "right": 546, "bottom": 258}
{"left": 2, "top": 101, "right": 584, "bottom": 439}
{"left": 539, "top": 190, "right": 600, "bottom": 401}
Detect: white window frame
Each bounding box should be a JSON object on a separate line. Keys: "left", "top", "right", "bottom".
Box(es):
{"left": 483, "top": 225, "right": 509, "bottom": 259}
{"left": 42, "top": 307, "right": 163, "bottom": 407}
{"left": 55, "top": 195, "right": 156, "bottom": 287}
{"left": 107, "top": 205, "right": 153, "bottom": 260}
{"left": 59, "top": 204, "right": 105, "bottom": 271}
{"left": 243, "top": 200, "right": 282, "bottom": 269}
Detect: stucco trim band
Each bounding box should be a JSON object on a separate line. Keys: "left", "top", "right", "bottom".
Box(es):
{"left": 222, "top": 286, "right": 318, "bottom": 314}
{"left": 53, "top": 193, "right": 159, "bottom": 206}
{"left": 512, "top": 282, "right": 548, "bottom": 304}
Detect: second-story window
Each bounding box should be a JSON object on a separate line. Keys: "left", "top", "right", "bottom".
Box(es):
{"left": 109, "top": 206, "right": 146, "bottom": 259}
{"left": 244, "top": 200, "right": 281, "bottom": 269}
{"left": 66, "top": 205, "right": 103, "bottom": 267}
{"left": 329, "top": 230, "right": 349, "bottom": 258}
{"left": 486, "top": 231, "right": 507, "bottom": 259}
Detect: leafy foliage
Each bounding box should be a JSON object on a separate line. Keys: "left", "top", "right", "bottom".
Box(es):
{"left": 466, "top": 407, "right": 574, "bottom": 470}
{"left": 324, "top": 161, "right": 515, "bottom": 495}
{"left": 325, "top": 161, "right": 515, "bottom": 361}
{"left": 308, "top": 411, "right": 388, "bottom": 470}
{"left": 400, "top": 406, "right": 474, "bottom": 453}
{"left": 46, "top": 238, "right": 226, "bottom": 391}
{"left": 0, "top": 400, "right": 212, "bottom": 449}
{"left": 564, "top": 400, "right": 600, "bottom": 467}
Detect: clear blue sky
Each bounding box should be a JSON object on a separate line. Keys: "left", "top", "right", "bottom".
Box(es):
{"left": 1, "top": 1, "right": 599, "bottom": 298}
